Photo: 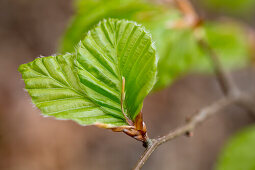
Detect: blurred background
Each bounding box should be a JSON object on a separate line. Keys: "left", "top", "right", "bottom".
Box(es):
{"left": 0, "top": 0, "right": 255, "bottom": 170}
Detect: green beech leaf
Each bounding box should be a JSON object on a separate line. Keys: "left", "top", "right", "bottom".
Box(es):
{"left": 18, "top": 19, "right": 157, "bottom": 127}
{"left": 75, "top": 19, "right": 157, "bottom": 121}
{"left": 18, "top": 54, "right": 127, "bottom": 127}
{"left": 216, "top": 126, "right": 255, "bottom": 170}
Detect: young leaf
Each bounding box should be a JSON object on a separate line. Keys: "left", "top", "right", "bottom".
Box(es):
{"left": 18, "top": 19, "right": 157, "bottom": 128}
{"left": 18, "top": 54, "right": 127, "bottom": 127}
{"left": 75, "top": 19, "right": 157, "bottom": 121}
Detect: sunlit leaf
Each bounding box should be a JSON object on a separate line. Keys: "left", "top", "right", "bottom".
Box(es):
{"left": 19, "top": 19, "right": 157, "bottom": 127}
{"left": 75, "top": 19, "right": 157, "bottom": 120}
{"left": 18, "top": 54, "right": 127, "bottom": 127}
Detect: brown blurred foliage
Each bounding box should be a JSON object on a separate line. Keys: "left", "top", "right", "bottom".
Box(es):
{"left": 0, "top": 0, "right": 254, "bottom": 169}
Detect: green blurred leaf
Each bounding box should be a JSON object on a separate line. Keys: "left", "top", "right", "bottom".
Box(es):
{"left": 154, "top": 21, "right": 251, "bottom": 90}
{"left": 202, "top": 0, "right": 255, "bottom": 15}
{"left": 216, "top": 125, "right": 255, "bottom": 170}
{"left": 204, "top": 22, "right": 250, "bottom": 69}
{"left": 60, "top": 0, "right": 161, "bottom": 53}
{"left": 60, "top": 0, "right": 252, "bottom": 91}
{"left": 19, "top": 19, "right": 157, "bottom": 127}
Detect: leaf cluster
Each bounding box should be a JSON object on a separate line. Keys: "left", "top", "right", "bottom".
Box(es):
{"left": 19, "top": 19, "right": 157, "bottom": 131}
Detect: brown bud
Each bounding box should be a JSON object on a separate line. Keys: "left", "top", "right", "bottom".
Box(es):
{"left": 185, "top": 131, "right": 193, "bottom": 137}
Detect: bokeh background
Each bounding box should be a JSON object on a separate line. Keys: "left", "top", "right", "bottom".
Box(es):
{"left": 0, "top": 0, "right": 255, "bottom": 169}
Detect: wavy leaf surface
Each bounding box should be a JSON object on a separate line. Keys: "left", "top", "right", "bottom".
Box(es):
{"left": 76, "top": 19, "right": 157, "bottom": 120}
{"left": 19, "top": 19, "right": 157, "bottom": 127}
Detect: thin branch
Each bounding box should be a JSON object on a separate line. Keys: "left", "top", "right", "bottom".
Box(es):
{"left": 166, "top": 0, "right": 201, "bottom": 29}
{"left": 133, "top": 93, "right": 253, "bottom": 170}
{"left": 168, "top": 0, "right": 238, "bottom": 96}
{"left": 196, "top": 38, "right": 239, "bottom": 96}
{"left": 132, "top": 0, "right": 255, "bottom": 169}
{"left": 172, "top": 0, "right": 238, "bottom": 96}
{"left": 235, "top": 94, "right": 255, "bottom": 119}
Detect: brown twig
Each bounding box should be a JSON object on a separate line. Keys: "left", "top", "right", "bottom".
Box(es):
{"left": 235, "top": 94, "right": 255, "bottom": 119}
{"left": 172, "top": 0, "right": 238, "bottom": 96}
{"left": 133, "top": 93, "right": 253, "bottom": 170}
{"left": 196, "top": 38, "right": 239, "bottom": 96}
{"left": 166, "top": 0, "right": 201, "bottom": 29}
{"left": 132, "top": 0, "right": 255, "bottom": 169}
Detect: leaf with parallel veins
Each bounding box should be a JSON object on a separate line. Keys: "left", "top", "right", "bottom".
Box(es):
{"left": 18, "top": 19, "right": 157, "bottom": 132}
{"left": 19, "top": 53, "right": 127, "bottom": 127}
{"left": 75, "top": 19, "right": 157, "bottom": 122}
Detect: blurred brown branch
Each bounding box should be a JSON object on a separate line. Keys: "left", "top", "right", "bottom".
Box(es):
{"left": 196, "top": 37, "right": 238, "bottom": 95}
{"left": 133, "top": 0, "right": 255, "bottom": 169}
{"left": 133, "top": 93, "right": 254, "bottom": 170}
